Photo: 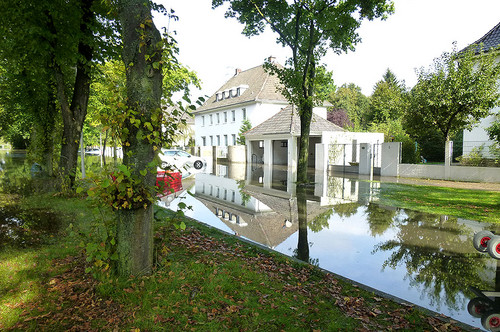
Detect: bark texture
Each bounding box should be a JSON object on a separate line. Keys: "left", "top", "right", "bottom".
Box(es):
{"left": 55, "top": 0, "right": 94, "bottom": 188}
{"left": 117, "top": 0, "right": 163, "bottom": 276}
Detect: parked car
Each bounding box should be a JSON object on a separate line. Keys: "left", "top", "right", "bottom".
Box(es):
{"left": 85, "top": 148, "right": 101, "bottom": 155}
{"left": 159, "top": 149, "right": 206, "bottom": 172}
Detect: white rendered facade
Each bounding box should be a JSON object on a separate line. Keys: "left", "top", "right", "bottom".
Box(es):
{"left": 194, "top": 102, "right": 328, "bottom": 147}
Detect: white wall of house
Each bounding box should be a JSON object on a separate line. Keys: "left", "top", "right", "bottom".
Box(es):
{"left": 322, "top": 131, "right": 384, "bottom": 167}
{"left": 463, "top": 56, "right": 500, "bottom": 159}
{"left": 195, "top": 102, "right": 284, "bottom": 147}
{"left": 463, "top": 111, "right": 498, "bottom": 158}
{"left": 194, "top": 103, "right": 329, "bottom": 148}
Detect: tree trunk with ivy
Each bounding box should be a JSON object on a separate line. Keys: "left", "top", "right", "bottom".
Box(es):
{"left": 117, "top": 0, "right": 163, "bottom": 276}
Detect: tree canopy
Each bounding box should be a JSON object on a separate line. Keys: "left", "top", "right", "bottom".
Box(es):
{"left": 213, "top": 0, "right": 394, "bottom": 183}
{"left": 406, "top": 44, "right": 500, "bottom": 142}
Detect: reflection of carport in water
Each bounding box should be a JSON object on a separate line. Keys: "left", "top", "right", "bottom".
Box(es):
{"left": 244, "top": 105, "right": 343, "bottom": 169}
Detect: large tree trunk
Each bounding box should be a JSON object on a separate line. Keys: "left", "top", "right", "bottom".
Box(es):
{"left": 296, "top": 57, "right": 316, "bottom": 185}
{"left": 56, "top": 0, "right": 94, "bottom": 189}
{"left": 297, "top": 105, "right": 312, "bottom": 184}
{"left": 117, "top": 0, "right": 163, "bottom": 276}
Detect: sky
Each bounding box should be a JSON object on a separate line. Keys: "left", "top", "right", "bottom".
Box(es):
{"left": 154, "top": 0, "right": 500, "bottom": 98}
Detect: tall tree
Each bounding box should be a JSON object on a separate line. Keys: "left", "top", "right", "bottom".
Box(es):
{"left": 213, "top": 0, "right": 394, "bottom": 184}
{"left": 406, "top": 45, "right": 500, "bottom": 142}
{"left": 368, "top": 68, "right": 406, "bottom": 124}
{"left": 0, "top": 0, "right": 118, "bottom": 185}
{"left": 115, "top": 0, "right": 163, "bottom": 276}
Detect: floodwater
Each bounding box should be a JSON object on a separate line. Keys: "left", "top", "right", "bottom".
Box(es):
{"left": 0, "top": 150, "right": 61, "bottom": 249}
{"left": 159, "top": 162, "right": 500, "bottom": 331}
{"left": 0, "top": 205, "right": 60, "bottom": 248}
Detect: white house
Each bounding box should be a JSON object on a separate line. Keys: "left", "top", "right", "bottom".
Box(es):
{"left": 463, "top": 21, "right": 500, "bottom": 158}
{"left": 193, "top": 58, "right": 328, "bottom": 149}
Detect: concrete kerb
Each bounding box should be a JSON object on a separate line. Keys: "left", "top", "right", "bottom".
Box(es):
{"left": 167, "top": 209, "right": 477, "bottom": 332}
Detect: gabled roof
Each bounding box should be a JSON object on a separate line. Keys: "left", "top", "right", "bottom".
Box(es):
{"left": 194, "top": 64, "right": 288, "bottom": 113}
{"left": 244, "top": 105, "right": 344, "bottom": 137}
{"left": 463, "top": 21, "right": 500, "bottom": 54}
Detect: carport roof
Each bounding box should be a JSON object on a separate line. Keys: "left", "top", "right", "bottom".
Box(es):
{"left": 244, "top": 105, "right": 344, "bottom": 137}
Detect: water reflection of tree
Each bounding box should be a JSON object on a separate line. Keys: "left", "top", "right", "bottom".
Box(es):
{"left": 365, "top": 203, "right": 397, "bottom": 236}
{"left": 333, "top": 202, "right": 360, "bottom": 218}
{"left": 296, "top": 187, "right": 309, "bottom": 263}
{"left": 308, "top": 209, "right": 333, "bottom": 233}
{"left": 373, "top": 210, "right": 491, "bottom": 311}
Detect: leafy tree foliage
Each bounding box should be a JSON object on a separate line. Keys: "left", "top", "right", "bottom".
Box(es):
{"left": 327, "top": 108, "right": 353, "bottom": 129}
{"left": 237, "top": 119, "right": 252, "bottom": 145}
{"left": 406, "top": 45, "right": 500, "bottom": 142}
{"left": 328, "top": 83, "right": 370, "bottom": 130}
{"left": 368, "top": 69, "right": 406, "bottom": 124}
{"left": 213, "top": 0, "right": 394, "bottom": 183}
{"left": 0, "top": 0, "right": 119, "bottom": 186}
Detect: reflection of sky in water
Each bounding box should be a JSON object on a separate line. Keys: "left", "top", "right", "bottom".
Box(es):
{"left": 274, "top": 208, "right": 474, "bottom": 326}
{"left": 163, "top": 172, "right": 497, "bottom": 331}
{"left": 165, "top": 187, "right": 234, "bottom": 235}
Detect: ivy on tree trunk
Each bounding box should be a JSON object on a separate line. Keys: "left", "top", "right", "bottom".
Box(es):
{"left": 117, "top": 0, "right": 163, "bottom": 276}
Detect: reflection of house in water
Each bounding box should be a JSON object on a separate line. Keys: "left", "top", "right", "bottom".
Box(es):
{"left": 193, "top": 163, "right": 379, "bottom": 248}
{"left": 194, "top": 168, "right": 299, "bottom": 248}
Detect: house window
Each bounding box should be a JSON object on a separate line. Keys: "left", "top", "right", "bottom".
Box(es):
{"left": 224, "top": 135, "right": 228, "bottom": 146}
{"left": 231, "top": 190, "right": 235, "bottom": 202}
{"left": 217, "top": 113, "right": 220, "bottom": 124}
{"left": 236, "top": 87, "right": 240, "bottom": 96}
{"left": 281, "top": 141, "right": 288, "bottom": 147}
{"left": 259, "top": 140, "right": 264, "bottom": 148}
{"left": 202, "top": 136, "right": 206, "bottom": 146}
{"left": 242, "top": 108, "right": 246, "bottom": 120}
{"left": 217, "top": 135, "right": 220, "bottom": 146}
{"left": 224, "top": 111, "right": 227, "bottom": 123}
{"left": 215, "top": 93, "right": 219, "bottom": 102}
{"left": 222, "top": 91, "right": 226, "bottom": 99}
{"left": 232, "top": 134, "right": 236, "bottom": 145}
{"left": 231, "top": 110, "right": 235, "bottom": 122}
{"left": 202, "top": 115, "right": 205, "bottom": 126}
{"left": 210, "top": 136, "right": 213, "bottom": 146}
{"left": 210, "top": 114, "right": 213, "bottom": 125}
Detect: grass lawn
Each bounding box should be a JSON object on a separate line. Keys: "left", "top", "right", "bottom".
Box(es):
{"left": 376, "top": 182, "right": 500, "bottom": 223}
{"left": 0, "top": 190, "right": 467, "bottom": 331}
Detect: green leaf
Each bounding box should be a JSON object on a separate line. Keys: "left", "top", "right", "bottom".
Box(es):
{"left": 179, "top": 221, "right": 186, "bottom": 230}
{"left": 140, "top": 169, "right": 147, "bottom": 176}
{"left": 101, "top": 178, "right": 111, "bottom": 188}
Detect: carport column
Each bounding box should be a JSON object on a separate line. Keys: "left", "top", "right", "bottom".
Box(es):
{"left": 359, "top": 143, "right": 372, "bottom": 175}
{"left": 246, "top": 140, "right": 253, "bottom": 163}
{"left": 288, "top": 136, "right": 297, "bottom": 169}
{"left": 381, "top": 142, "right": 401, "bottom": 177}
{"left": 263, "top": 139, "right": 273, "bottom": 165}
{"left": 444, "top": 140, "right": 453, "bottom": 180}
{"left": 315, "top": 143, "right": 328, "bottom": 171}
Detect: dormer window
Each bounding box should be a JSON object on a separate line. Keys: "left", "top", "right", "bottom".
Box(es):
{"left": 222, "top": 91, "right": 226, "bottom": 99}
